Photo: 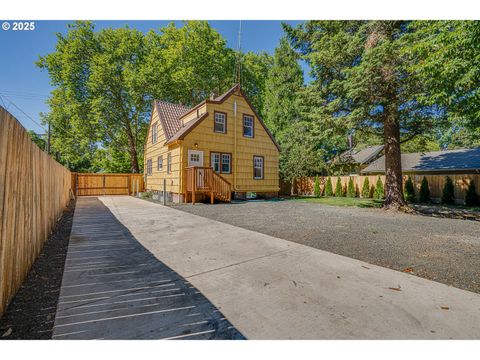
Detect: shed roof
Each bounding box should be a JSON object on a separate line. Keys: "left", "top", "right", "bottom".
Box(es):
{"left": 361, "top": 148, "right": 480, "bottom": 174}
{"left": 340, "top": 145, "right": 384, "bottom": 165}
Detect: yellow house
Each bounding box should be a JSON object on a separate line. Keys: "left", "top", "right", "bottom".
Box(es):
{"left": 143, "top": 84, "right": 280, "bottom": 203}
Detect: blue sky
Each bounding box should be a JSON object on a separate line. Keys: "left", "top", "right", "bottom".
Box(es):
{"left": 0, "top": 20, "right": 306, "bottom": 133}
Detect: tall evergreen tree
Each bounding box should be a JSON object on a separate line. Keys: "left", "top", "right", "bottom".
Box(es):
{"left": 284, "top": 21, "right": 465, "bottom": 209}
{"left": 441, "top": 176, "right": 455, "bottom": 205}
{"left": 264, "top": 37, "right": 304, "bottom": 140}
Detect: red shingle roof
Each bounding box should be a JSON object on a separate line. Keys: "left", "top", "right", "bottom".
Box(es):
{"left": 155, "top": 100, "right": 191, "bottom": 139}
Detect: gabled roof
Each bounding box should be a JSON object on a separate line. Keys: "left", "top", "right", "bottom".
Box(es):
{"left": 340, "top": 145, "right": 384, "bottom": 165}
{"left": 361, "top": 148, "right": 480, "bottom": 174}
{"left": 153, "top": 84, "right": 280, "bottom": 151}
{"left": 155, "top": 100, "right": 191, "bottom": 139}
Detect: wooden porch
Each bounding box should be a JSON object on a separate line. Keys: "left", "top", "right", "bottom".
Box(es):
{"left": 185, "top": 166, "right": 232, "bottom": 204}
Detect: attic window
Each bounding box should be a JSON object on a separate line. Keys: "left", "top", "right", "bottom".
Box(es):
{"left": 214, "top": 112, "right": 227, "bottom": 133}
{"left": 152, "top": 122, "right": 158, "bottom": 144}
{"left": 243, "top": 115, "right": 254, "bottom": 138}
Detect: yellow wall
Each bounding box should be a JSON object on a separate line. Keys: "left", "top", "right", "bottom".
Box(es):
{"left": 181, "top": 103, "right": 207, "bottom": 125}
{"left": 144, "top": 106, "right": 182, "bottom": 193}
{"left": 181, "top": 91, "right": 279, "bottom": 194}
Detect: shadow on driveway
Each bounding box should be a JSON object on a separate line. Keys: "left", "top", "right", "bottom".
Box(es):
{"left": 53, "top": 197, "right": 244, "bottom": 340}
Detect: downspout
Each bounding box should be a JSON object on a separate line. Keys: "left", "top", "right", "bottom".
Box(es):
{"left": 179, "top": 143, "right": 183, "bottom": 202}
{"left": 234, "top": 100, "right": 238, "bottom": 191}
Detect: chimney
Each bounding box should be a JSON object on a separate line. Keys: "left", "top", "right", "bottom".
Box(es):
{"left": 210, "top": 92, "right": 216, "bottom": 100}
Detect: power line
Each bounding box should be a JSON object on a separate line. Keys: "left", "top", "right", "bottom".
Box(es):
{"left": 0, "top": 93, "right": 47, "bottom": 131}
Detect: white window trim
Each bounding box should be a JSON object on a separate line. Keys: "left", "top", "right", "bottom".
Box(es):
{"left": 214, "top": 112, "right": 226, "bottom": 133}
{"left": 146, "top": 159, "right": 153, "bottom": 176}
{"left": 152, "top": 122, "right": 158, "bottom": 144}
{"left": 253, "top": 156, "right": 264, "bottom": 180}
{"left": 243, "top": 115, "right": 254, "bottom": 138}
{"left": 221, "top": 153, "right": 231, "bottom": 174}
{"left": 211, "top": 152, "right": 231, "bottom": 174}
{"left": 167, "top": 153, "right": 172, "bottom": 174}
{"left": 211, "top": 153, "right": 220, "bottom": 173}
{"left": 157, "top": 155, "right": 163, "bottom": 171}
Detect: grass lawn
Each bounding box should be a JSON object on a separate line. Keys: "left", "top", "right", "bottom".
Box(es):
{"left": 293, "top": 196, "right": 384, "bottom": 208}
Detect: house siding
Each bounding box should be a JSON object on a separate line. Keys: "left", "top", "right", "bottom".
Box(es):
{"left": 181, "top": 92, "right": 279, "bottom": 195}
{"left": 144, "top": 106, "right": 182, "bottom": 194}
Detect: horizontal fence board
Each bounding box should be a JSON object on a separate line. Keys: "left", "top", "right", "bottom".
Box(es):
{"left": 0, "top": 107, "right": 72, "bottom": 316}
{"left": 286, "top": 174, "right": 480, "bottom": 203}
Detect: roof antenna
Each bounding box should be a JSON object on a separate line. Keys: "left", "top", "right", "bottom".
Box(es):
{"left": 235, "top": 20, "right": 242, "bottom": 87}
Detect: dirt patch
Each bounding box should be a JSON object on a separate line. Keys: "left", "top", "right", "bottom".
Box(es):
{"left": 0, "top": 200, "right": 76, "bottom": 340}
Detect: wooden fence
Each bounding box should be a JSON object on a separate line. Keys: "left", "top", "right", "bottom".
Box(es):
{"left": 290, "top": 174, "right": 480, "bottom": 204}
{"left": 72, "top": 173, "right": 144, "bottom": 196}
{"left": 0, "top": 107, "right": 72, "bottom": 316}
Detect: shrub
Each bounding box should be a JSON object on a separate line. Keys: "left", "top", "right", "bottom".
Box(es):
{"left": 441, "top": 176, "right": 455, "bottom": 205}
{"left": 347, "top": 177, "right": 356, "bottom": 197}
{"left": 335, "top": 177, "right": 343, "bottom": 197}
{"left": 325, "top": 177, "right": 333, "bottom": 197}
{"left": 419, "top": 176, "right": 431, "bottom": 203}
{"left": 374, "top": 176, "right": 384, "bottom": 199}
{"left": 361, "top": 177, "right": 370, "bottom": 198}
{"left": 404, "top": 176, "right": 415, "bottom": 202}
{"left": 314, "top": 176, "right": 321, "bottom": 197}
{"left": 465, "top": 180, "right": 479, "bottom": 207}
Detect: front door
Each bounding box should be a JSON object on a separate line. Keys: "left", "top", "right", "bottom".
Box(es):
{"left": 188, "top": 150, "right": 205, "bottom": 188}
{"left": 188, "top": 150, "right": 204, "bottom": 167}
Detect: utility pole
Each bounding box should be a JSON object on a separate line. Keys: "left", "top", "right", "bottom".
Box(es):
{"left": 235, "top": 21, "right": 242, "bottom": 86}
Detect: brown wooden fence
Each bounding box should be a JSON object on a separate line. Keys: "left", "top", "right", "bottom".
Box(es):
{"left": 72, "top": 173, "right": 144, "bottom": 196}
{"left": 290, "top": 174, "right": 480, "bottom": 204}
{"left": 0, "top": 107, "right": 72, "bottom": 316}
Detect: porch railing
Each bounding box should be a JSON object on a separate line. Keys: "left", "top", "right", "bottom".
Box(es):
{"left": 185, "top": 166, "right": 231, "bottom": 204}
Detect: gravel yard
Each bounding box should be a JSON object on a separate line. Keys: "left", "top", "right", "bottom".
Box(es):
{"left": 175, "top": 200, "right": 480, "bottom": 294}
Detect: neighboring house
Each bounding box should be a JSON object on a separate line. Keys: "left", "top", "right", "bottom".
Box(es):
{"left": 361, "top": 148, "right": 480, "bottom": 175}
{"left": 143, "top": 84, "right": 280, "bottom": 203}
{"left": 330, "top": 145, "right": 384, "bottom": 175}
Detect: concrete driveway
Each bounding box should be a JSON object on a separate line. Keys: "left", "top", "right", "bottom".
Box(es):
{"left": 97, "top": 196, "right": 480, "bottom": 339}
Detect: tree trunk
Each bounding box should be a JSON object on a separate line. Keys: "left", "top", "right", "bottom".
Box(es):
{"left": 383, "top": 114, "right": 407, "bottom": 210}
{"left": 126, "top": 125, "right": 140, "bottom": 173}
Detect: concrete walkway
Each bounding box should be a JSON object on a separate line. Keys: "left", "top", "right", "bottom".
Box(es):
{"left": 59, "top": 196, "right": 480, "bottom": 339}
{"left": 52, "top": 197, "right": 244, "bottom": 339}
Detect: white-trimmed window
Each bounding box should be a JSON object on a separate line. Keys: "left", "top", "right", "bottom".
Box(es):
{"left": 211, "top": 153, "right": 220, "bottom": 172}
{"left": 146, "top": 159, "right": 152, "bottom": 175}
{"left": 152, "top": 122, "right": 158, "bottom": 144}
{"left": 243, "top": 115, "right": 254, "bottom": 138}
{"left": 214, "top": 112, "right": 226, "bottom": 133}
{"left": 253, "top": 156, "right": 264, "bottom": 180}
{"left": 157, "top": 155, "right": 163, "bottom": 171}
{"left": 211, "top": 152, "right": 231, "bottom": 174}
{"left": 167, "top": 153, "right": 172, "bottom": 174}
{"left": 221, "top": 154, "right": 231, "bottom": 173}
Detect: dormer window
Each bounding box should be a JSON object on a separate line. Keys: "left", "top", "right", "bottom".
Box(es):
{"left": 214, "top": 111, "right": 227, "bottom": 133}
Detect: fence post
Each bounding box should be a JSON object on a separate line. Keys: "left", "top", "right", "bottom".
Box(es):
{"left": 163, "top": 178, "right": 167, "bottom": 205}
{"left": 136, "top": 179, "right": 139, "bottom": 197}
